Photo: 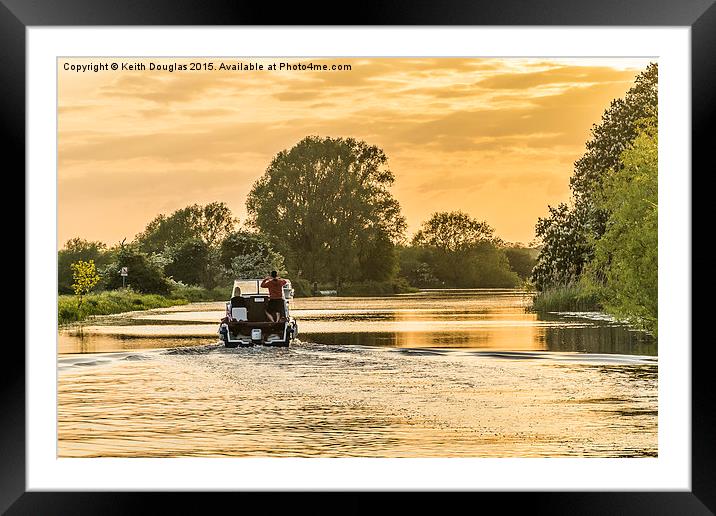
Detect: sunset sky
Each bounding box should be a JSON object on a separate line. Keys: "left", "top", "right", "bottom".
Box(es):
{"left": 58, "top": 57, "right": 653, "bottom": 247}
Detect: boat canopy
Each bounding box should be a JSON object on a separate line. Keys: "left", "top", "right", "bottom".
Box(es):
{"left": 232, "top": 278, "right": 293, "bottom": 297}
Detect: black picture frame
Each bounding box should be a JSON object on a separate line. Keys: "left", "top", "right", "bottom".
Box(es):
{"left": 5, "top": 1, "right": 711, "bottom": 513}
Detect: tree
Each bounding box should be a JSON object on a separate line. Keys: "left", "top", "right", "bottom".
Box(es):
{"left": 103, "top": 242, "right": 172, "bottom": 294}
{"left": 357, "top": 232, "right": 398, "bottom": 282}
{"left": 504, "top": 247, "right": 537, "bottom": 280}
{"left": 219, "top": 231, "right": 277, "bottom": 268}
{"left": 70, "top": 259, "right": 100, "bottom": 310}
{"left": 413, "top": 211, "right": 495, "bottom": 252}
{"left": 227, "top": 252, "right": 286, "bottom": 280}
{"left": 571, "top": 63, "right": 658, "bottom": 209}
{"left": 531, "top": 202, "right": 592, "bottom": 290}
{"left": 219, "top": 229, "right": 286, "bottom": 280}
{"left": 164, "top": 238, "right": 210, "bottom": 286}
{"left": 135, "top": 202, "right": 237, "bottom": 254}
{"left": 412, "top": 211, "right": 518, "bottom": 288}
{"left": 58, "top": 238, "right": 108, "bottom": 294}
{"left": 587, "top": 124, "right": 658, "bottom": 334}
{"left": 532, "top": 63, "right": 658, "bottom": 291}
{"left": 246, "top": 136, "right": 406, "bottom": 285}
{"left": 397, "top": 245, "right": 442, "bottom": 288}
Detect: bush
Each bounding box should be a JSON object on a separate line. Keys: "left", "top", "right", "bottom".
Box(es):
{"left": 290, "top": 278, "right": 313, "bottom": 298}
{"left": 104, "top": 246, "right": 173, "bottom": 295}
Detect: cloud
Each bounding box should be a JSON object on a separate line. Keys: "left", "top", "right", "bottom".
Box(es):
{"left": 476, "top": 66, "right": 638, "bottom": 90}
{"left": 57, "top": 57, "right": 649, "bottom": 244}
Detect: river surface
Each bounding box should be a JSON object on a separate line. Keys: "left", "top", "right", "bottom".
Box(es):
{"left": 58, "top": 289, "right": 657, "bottom": 458}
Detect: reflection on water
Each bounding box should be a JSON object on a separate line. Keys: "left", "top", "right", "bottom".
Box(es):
{"left": 59, "top": 289, "right": 656, "bottom": 355}
{"left": 57, "top": 289, "right": 657, "bottom": 458}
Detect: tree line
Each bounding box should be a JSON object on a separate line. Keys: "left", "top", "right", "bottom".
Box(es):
{"left": 531, "top": 63, "right": 658, "bottom": 334}
{"left": 59, "top": 137, "right": 535, "bottom": 297}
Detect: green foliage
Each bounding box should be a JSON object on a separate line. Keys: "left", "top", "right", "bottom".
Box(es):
{"left": 164, "top": 238, "right": 210, "bottom": 286}
{"left": 571, "top": 63, "right": 658, "bottom": 208}
{"left": 289, "top": 277, "right": 313, "bottom": 298}
{"left": 412, "top": 211, "right": 519, "bottom": 288}
{"left": 587, "top": 125, "right": 658, "bottom": 334}
{"left": 504, "top": 247, "right": 537, "bottom": 279}
{"left": 532, "top": 63, "right": 658, "bottom": 293}
{"left": 70, "top": 259, "right": 101, "bottom": 309}
{"left": 246, "top": 136, "right": 406, "bottom": 285}
{"left": 58, "top": 238, "right": 108, "bottom": 294}
{"left": 103, "top": 243, "right": 172, "bottom": 295}
{"left": 413, "top": 211, "right": 495, "bottom": 252}
{"left": 530, "top": 63, "right": 658, "bottom": 335}
{"left": 218, "top": 230, "right": 285, "bottom": 280}
{"left": 357, "top": 233, "right": 399, "bottom": 282}
{"left": 135, "top": 202, "right": 237, "bottom": 254}
{"left": 397, "top": 245, "right": 442, "bottom": 288}
{"left": 228, "top": 253, "right": 285, "bottom": 282}
{"left": 169, "top": 283, "right": 229, "bottom": 302}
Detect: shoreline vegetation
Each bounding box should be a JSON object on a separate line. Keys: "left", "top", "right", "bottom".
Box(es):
{"left": 529, "top": 283, "right": 601, "bottom": 313}
{"left": 58, "top": 281, "right": 421, "bottom": 326}
{"left": 58, "top": 287, "right": 219, "bottom": 325}
{"left": 529, "top": 64, "right": 658, "bottom": 337}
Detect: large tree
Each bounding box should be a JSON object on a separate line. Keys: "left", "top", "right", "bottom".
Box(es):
{"left": 135, "top": 202, "right": 237, "bottom": 254}
{"left": 246, "top": 136, "right": 406, "bottom": 285}
{"left": 570, "top": 63, "right": 658, "bottom": 209}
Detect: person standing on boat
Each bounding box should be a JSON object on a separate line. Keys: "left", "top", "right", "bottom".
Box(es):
{"left": 261, "top": 271, "right": 288, "bottom": 323}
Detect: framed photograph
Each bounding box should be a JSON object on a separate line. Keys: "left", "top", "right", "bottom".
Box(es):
{"left": 8, "top": 0, "right": 712, "bottom": 513}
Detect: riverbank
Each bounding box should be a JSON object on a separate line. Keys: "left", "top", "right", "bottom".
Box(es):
{"left": 530, "top": 284, "right": 657, "bottom": 338}
{"left": 58, "top": 286, "right": 227, "bottom": 325}
{"left": 57, "top": 280, "right": 419, "bottom": 325}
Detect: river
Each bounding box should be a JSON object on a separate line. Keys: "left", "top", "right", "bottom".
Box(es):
{"left": 58, "top": 289, "right": 657, "bottom": 457}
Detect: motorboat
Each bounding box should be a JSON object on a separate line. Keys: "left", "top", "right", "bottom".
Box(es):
{"left": 218, "top": 279, "right": 298, "bottom": 347}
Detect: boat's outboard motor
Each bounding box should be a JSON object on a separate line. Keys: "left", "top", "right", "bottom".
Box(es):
{"left": 251, "top": 328, "right": 263, "bottom": 345}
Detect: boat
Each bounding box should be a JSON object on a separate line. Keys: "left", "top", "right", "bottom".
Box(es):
{"left": 218, "top": 279, "right": 299, "bottom": 347}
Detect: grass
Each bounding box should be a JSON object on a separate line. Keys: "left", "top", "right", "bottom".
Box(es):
{"left": 530, "top": 283, "right": 602, "bottom": 312}
{"left": 58, "top": 286, "right": 230, "bottom": 325}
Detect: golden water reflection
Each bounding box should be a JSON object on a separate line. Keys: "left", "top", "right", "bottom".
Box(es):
{"left": 59, "top": 289, "right": 656, "bottom": 355}
{"left": 57, "top": 290, "right": 657, "bottom": 457}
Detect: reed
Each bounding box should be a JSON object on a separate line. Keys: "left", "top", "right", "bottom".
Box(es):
{"left": 530, "top": 283, "right": 601, "bottom": 312}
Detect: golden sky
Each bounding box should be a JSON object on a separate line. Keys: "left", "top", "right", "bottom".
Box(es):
{"left": 58, "top": 57, "right": 652, "bottom": 247}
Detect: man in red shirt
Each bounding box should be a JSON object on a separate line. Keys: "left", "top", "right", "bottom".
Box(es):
{"left": 261, "top": 271, "right": 288, "bottom": 322}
